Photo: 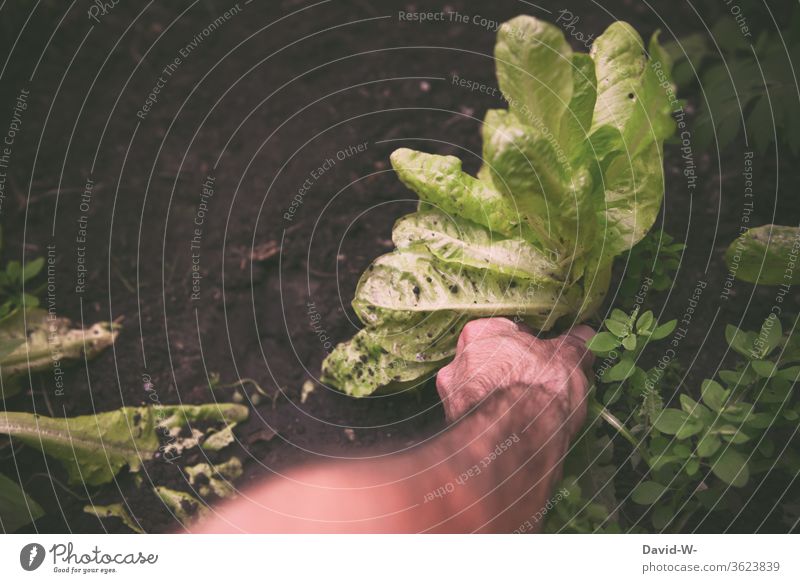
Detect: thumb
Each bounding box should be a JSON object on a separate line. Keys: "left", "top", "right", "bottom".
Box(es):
{"left": 567, "top": 324, "right": 595, "bottom": 344}
{"left": 559, "top": 324, "right": 596, "bottom": 376}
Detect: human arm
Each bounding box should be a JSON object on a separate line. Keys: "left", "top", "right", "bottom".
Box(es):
{"left": 194, "top": 318, "right": 594, "bottom": 533}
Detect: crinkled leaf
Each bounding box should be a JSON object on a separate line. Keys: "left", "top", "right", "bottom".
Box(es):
{"left": 158, "top": 403, "right": 249, "bottom": 429}
{"left": 201, "top": 423, "right": 238, "bottom": 451}
{"left": 0, "top": 408, "right": 159, "bottom": 486}
{"left": 391, "top": 148, "right": 536, "bottom": 241}
{"left": 322, "top": 328, "right": 446, "bottom": 398}
{"left": 597, "top": 140, "right": 666, "bottom": 257}
{"left": 482, "top": 108, "right": 595, "bottom": 254}
{"left": 324, "top": 247, "right": 577, "bottom": 396}
{"left": 560, "top": 53, "right": 598, "bottom": 157}
{"left": 589, "top": 28, "right": 675, "bottom": 257}
{"left": 0, "top": 308, "right": 119, "bottom": 396}
{"left": 353, "top": 248, "right": 575, "bottom": 326}
{"left": 495, "top": 15, "right": 573, "bottom": 137}
{"left": 356, "top": 310, "right": 467, "bottom": 365}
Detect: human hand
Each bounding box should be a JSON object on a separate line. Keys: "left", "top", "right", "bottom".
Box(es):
{"left": 436, "top": 318, "right": 595, "bottom": 438}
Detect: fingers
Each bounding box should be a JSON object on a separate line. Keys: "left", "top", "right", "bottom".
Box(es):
{"left": 567, "top": 324, "right": 595, "bottom": 344}
{"left": 436, "top": 361, "right": 454, "bottom": 395}
{"left": 456, "top": 317, "right": 520, "bottom": 353}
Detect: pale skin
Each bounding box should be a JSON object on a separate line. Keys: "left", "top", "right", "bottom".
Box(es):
{"left": 194, "top": 318, "right": 595, "bottom": 533}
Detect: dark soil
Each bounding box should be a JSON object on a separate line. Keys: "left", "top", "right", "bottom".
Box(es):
{"left": 1, "top": 0, "right": 798, "bottom": 533}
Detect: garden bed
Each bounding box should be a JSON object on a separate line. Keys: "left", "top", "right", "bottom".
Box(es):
{"left": 1, "top": 0, "right": 798, "bottom": 532}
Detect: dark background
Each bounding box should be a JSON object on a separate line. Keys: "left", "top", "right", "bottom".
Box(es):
{"left": 0, "top": 0, "right": 797, "bottom": 532}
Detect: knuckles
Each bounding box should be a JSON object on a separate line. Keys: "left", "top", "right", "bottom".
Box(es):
{"left": 438, "top": 318, "right": 594, "bottom": 423}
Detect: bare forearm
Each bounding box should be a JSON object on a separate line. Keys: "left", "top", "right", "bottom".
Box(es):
{"left": 195, "top": 385, "right": 572, "bottom": 533}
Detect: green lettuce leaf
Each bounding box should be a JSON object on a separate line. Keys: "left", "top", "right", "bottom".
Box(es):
{"left": 590, "top": 26, "right": 675, "bottom": 157}
{"left": 393, "top": 209, "right": 561, "bottom": 281}
{"left": 598, "top": 139, "right": 667, "bottom": 257}
{"left": 0, "top": 308, "right": 119, "bottom": 398}
{"left": 560, "top": 53, "right": 598, "bottom": 158}
{"left": 495, "top": 15, "right": 574, "bottom": 137}
{"left": 481, "top": 108, "right": 594, "bottom": 254}
{"left": 353, "top": 248, "right": 573, "bottom": 325}
{"left": 390, "top": 148, "right": 537, "bottom": 242}
{"left": 589, "top": 28, "right": 675, "bottom": 259}
{"left": 321, "top": 327, "right": 448, "bottom": 397}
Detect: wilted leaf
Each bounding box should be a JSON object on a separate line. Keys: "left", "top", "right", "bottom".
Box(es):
{"left": 154, "top": 487, "right": 209, "bottom": 525}
{"left": 185, "top": 457, "right": 243, "bottom": 499}
{"left": 83, "top": 503, "right": 143, "bottom": 534}
{"left": 0, "top": 404, "right": 248, "bottom": 485}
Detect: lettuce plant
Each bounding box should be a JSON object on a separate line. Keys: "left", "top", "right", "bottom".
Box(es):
{"left": 323, "top": 16, "right": 676, "bottom": 396}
